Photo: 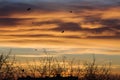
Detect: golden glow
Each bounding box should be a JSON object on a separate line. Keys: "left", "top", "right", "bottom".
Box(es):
{"left": 0, "top": 3, "right": 119, "bottom": 55}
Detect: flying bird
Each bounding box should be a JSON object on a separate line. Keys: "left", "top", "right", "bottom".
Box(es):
{"left": 27, "top": 8, "right": 31, "bottom": 11}
{"left": 61, "top": 30, "right": 64, "bottom": 33}
{"left": 70, "top": 11, "right": 73, "bottom": 13}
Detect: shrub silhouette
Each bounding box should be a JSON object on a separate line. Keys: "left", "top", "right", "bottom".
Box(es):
{"left": 0, "top": 50, "right": 17, "bottom": 80}
{"left": 0, "top": 51, "right": 120, "bottom": 80}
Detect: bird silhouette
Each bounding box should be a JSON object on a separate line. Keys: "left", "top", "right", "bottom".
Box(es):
{"left": 70, "top": 11, "right": 73, "bottom": 13}
{"left": 27, "top": 8, "right": 31, "bottom": 11}
{"left": 61, "top": 30, "right": 64, "bottom": 33}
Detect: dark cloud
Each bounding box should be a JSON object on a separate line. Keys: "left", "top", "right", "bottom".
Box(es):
{"left": 1, "top": 34, "right": 55, "bottom": 38}
{"left": 0, "top": 18, "right": 34, "bottom": 27}
{"left": 84, "top": 27, "right": 114, "bottom": 34}
{"left": 68, "top": 5, "right": 100, "bottom": 12}
{"left": 83, "top": 16, "right": 101, "bottom": 24}
{"left": 0, "top": 1, "right": 119, "bottom": 40}
{"left": 83, "top": 16, "right": 120, "bottom": 33}
{"left": 0, "top": 1, "right": 66, "bottom": 16}
{"left": 1, "top": 0, "right": 119, "bottom": 17}
{"left": 87, "top": 36, "right": 120, "bottom": 39}
{"left": 0, "top": 0, "right": 119, "bottom": 19}
{"left": 32, "top": 20, "right": 62, "bottom": 26}
{"left": 0, "top": 2, "right": 36, "bottom": 16}
{"left": 51, "top": 22, "right": 82, "bottom": 31}
{"left": 83, "top": 16, "right": 120, "bottom": 27}
{"left": 82, "top": 17, "right": 120, "bottom": 39}
{"left": 101, "top": 19, "right": 120, "bottom": 28}
{"left": 0, "top": 17, "right": 119, "bottom": 39}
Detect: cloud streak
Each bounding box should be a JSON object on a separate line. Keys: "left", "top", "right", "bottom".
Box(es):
{"left": 0, "top": 0, "right": 119, "bottom": 48}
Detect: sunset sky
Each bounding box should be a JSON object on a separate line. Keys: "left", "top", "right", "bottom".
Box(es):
{"left": 0, "top": 0, "right": 120, "bottom": 73}
{"left": 0, "top": 0, "right": 120, "bottom": 48}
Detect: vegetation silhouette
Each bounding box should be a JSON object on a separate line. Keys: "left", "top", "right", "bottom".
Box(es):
{"left": 0, "top": 50, "right": 120, "bottom": 80}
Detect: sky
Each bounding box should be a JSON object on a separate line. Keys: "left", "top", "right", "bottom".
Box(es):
{"left": 0, "top": 0, "right": 120, "bottom": 74}
{"left": 0, "top": 0, "right": 120, "bottom": 52}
